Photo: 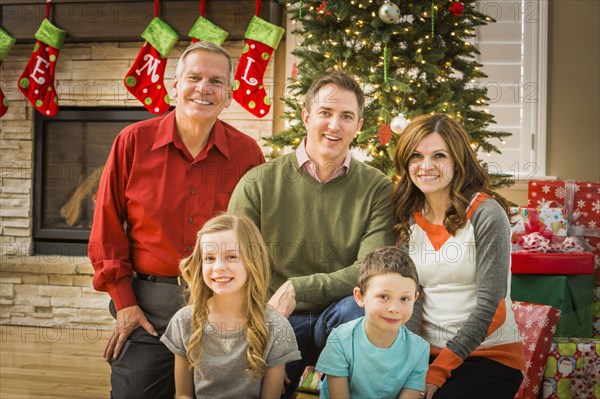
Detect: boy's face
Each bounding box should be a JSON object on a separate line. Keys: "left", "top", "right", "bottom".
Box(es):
{"left": 354, "top": 273, "right": 418, "bottom": 341}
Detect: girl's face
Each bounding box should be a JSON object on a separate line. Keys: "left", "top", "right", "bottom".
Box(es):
{"left": 407, "top": 132, "right": 455, "bottom": 199}
{"left": 200, "top": 230, "right": 248, "bottom": 297}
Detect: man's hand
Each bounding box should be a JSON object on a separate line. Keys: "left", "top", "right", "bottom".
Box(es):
{"left": 424, "top": 383, "right": 438, "bottom": 399}
{"left": 268, "top": 280, "right": 297, "bottom": 318}
{"left": 104, "top": 305, "right": 157, "bottom": 361}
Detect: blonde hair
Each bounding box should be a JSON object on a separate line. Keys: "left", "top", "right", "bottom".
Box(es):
{"left": 392, "top": 113, "right": 510, "bottom": 243}
{"left": 174, "top": 41, "right": 233, "bottom": 87}
{"left": 179, "top": 214, "right": 270, "bottom": 377}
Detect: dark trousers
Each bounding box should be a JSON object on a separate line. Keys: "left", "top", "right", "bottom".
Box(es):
{"left": 283, "top": 295, "right": 364, "bottom": 399}
{"left": 108, "top": 278, "right": 186, "bottom": 399}
{"left": 432, "top": 357, "right": 524, "bottom": 399}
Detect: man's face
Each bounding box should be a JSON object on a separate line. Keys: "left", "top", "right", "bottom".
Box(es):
{"left": 302, "top": 84, "right": 363, "bottom": 167}
{"left": 173, "top": 50, "right": 232, "bottom": 123}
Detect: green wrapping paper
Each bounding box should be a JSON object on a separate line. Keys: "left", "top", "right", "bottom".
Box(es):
{"left": 511, "top": 274, "right": 594, "bottom": 338}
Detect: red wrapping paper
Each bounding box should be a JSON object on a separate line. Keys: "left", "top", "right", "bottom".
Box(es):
{"left": 512, "top": 301, "right": 561, "bottom": 399}
{"left": 528, "top": 180, "right": 600, "bottom": 285}
{"left": 511, "top": 252, "right": 594, "bottom": 275}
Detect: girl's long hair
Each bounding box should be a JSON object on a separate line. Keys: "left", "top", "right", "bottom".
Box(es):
{"left": 179, "top": 214, "right": 271, "bottom": 377}
{"left": 392, "top": 114, "right": 511, "bottom": 243}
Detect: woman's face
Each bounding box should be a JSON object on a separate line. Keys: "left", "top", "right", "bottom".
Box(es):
{"left": 407, "top": 132, "right": 455, "bottom": 199}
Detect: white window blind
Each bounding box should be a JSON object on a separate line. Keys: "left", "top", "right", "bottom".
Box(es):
{"left": 475, "top": 0, "right": 547, "bottom": 179}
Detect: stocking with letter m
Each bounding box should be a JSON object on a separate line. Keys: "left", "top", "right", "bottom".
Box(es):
{"left": 124, "top": 17, "right": 178, "bottom": 114}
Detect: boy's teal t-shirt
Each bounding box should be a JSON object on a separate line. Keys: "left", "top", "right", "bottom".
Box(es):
{"left": 316, "top": 317, "right": 429, "bottom": 399}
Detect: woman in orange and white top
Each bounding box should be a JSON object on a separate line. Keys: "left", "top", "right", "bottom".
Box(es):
{"left": 392, "top": 114, "right": 525, "bottom": 399}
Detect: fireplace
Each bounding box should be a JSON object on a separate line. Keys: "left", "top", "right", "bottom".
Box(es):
{"left": 33, "top": 107, "right": 155, "bottom": 255}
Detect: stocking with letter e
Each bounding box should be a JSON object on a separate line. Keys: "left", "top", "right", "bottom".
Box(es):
{"left": 18, "top": 19, "right": 65, "bottom": 117}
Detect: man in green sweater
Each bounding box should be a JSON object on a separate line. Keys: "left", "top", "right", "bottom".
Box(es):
{"left": 228, "top": 71, "right": 395, "bottom": 398}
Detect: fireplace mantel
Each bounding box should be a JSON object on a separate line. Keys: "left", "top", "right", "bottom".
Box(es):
{"left": 1, "top": 0, "right": 284, "bottom": 43}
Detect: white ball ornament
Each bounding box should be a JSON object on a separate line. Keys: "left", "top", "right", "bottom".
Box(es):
{"left": 378, "top": 1, "right": 401, "bottom": 24}
{"left": 390, "top": 114, "right": 409, "bottom": 133}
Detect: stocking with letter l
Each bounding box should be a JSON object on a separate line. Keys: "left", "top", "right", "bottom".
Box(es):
{"left": 232, "top": 10, "right": 284, "bottom": 118}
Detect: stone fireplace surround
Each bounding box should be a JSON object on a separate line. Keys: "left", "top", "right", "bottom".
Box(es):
{"left": 0, "top": 40, "right": 277, "bottom": 329}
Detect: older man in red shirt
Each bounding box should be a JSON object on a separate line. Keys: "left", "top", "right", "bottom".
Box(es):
{"left": 89, "top": 42, "right": 265, "bottom": 398}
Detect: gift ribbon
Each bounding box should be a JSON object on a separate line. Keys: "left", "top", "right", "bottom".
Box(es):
{"left": 564, "top": 180, "right": 600, "bottom": 251}
{"left": 522, "top": 208, "right": 553, "bottom": 240}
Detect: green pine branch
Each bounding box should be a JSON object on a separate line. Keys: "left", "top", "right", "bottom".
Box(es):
{"left": 269, "top": 0, "right": 513, "bottom": 188}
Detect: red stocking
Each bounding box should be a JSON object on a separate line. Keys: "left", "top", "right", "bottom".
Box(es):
{"left": 124, "top": 17, "right": 178, "bottom": 114}
{"left": 1, "top": 27, "right": 16, "bottom": 118}
{"left": 233, "top": 16, "right": 284, "bottom": 118}
{"left": 18, "top": 19, "right": 65, "bottom": 117}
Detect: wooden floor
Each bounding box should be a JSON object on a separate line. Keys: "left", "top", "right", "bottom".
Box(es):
{"left": 0, "top": 325, "right": 316, "bottom": 399}
{"left": 0, "top": 325, "right": 112, "bottom": 398}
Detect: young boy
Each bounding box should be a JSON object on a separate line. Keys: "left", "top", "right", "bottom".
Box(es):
{"left": 316, "top": 246, "right": 429, "bottom": 399}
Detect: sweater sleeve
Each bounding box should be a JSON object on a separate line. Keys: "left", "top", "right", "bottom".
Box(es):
{"left": 290, "top": 177, "right": 396, "bottom": 305}
{"left": 227, "top": 166, "right": 262, "bottom": 228}
{"left": 432, "top": 199, "right": 511, "bottom": 386}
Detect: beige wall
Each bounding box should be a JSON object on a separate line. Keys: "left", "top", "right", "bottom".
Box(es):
{"left": 547, "top": 0, "right": 600, "bottom": 181}
{"left": 498, "top": 0, "right": 599, "bottom": 206}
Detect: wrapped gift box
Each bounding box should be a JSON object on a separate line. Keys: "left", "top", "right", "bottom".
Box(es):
{"left": 528, "top": 180, "right": 600, "bottom": 285}
{"left": 511, "top": 301, "right": 561, "bottom": 399}
{"left": 297, "top": 366, "right": 323, "bottom": 394}
{"left": 594, "top": 287, "right": 600, "bottom": 338}
{"left": 510, "top": 206, "right": 568, "bottom": 247}
{"left": 511, "top": 275, "right": 594, "bottom": 338}
{"left": 541, "top": 338, "right": 600, "bottom": 399}
{"left": 511, "top": 252, "right": 594, "bottom": 275}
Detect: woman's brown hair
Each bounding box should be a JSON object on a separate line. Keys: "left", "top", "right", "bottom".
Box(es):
{"left": 392, "top": 113, "right": 511, "bottom": 243}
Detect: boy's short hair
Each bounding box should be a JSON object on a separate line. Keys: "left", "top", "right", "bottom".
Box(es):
{"left": 357, "top": 246, "right": 419, "bottom": 293}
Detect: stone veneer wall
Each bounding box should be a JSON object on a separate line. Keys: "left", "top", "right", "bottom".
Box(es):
{"left": 0, "top": 40, "right": 276, "bottom": 328}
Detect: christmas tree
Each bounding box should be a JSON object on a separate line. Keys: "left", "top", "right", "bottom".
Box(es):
{"left": 269, "top": 0, "right": 513, "bottom": 187}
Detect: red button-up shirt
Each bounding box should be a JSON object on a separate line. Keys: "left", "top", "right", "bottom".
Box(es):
{"left": 89, "top": 110, "right": 265, "bottom": 310}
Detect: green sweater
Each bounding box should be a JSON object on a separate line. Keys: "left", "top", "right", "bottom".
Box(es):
{"left": 228, "top": 153, "right": 396, "bottom": 311}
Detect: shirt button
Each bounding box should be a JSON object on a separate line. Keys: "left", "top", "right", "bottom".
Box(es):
{"left": 190, "top": 188, "right": 196, "bottom": 194}
{"left": 188, "top": 217, "right": 193, "bottom": 223}
{"left": 309, "top": 163, "right": 315, "bottom": 170}
{"left": 187, "top": 245, "right": 193, "bottom": 251}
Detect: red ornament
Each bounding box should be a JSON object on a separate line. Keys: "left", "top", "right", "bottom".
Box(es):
{"left": 316, "top": 1, "right": 332, "bottom": 21}
{"left": 449, "top": 1, "right": 464, "bottom": 16}
{"left": 377, "top": 123, "right": 393, "bottom": 146}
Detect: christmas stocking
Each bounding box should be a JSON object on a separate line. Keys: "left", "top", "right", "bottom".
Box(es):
{"left": 0, "top": 27, "right": 17, "bottom": 118}
{"left": 124, "top": 17, "right": 178, "bottom": 114}
{"left": 233, "top": 16, "right": 284, "bottom": 118}
{"left": 18, "top": 19, "right": 65, "bottom": 117}
{"left": 188, "top": 16, "right": 228, "bottom": 45}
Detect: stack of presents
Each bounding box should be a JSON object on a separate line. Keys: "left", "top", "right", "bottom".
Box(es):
{"left": 510, "top": 180, "right": 599, "bottom": 399}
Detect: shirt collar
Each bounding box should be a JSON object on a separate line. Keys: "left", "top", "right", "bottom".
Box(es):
{"left": 152, "top": 111, "right": 230, "bottom": 159}
{"left": 295, "top": 138, "right": 352, "bottom": 171}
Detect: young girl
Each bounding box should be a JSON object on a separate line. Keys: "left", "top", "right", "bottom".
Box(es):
{"left": 161, "top": 214, "right": 301, "bottom": 399}
{"left": 392, "top": 114, "right": 525, "bottom": 399}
